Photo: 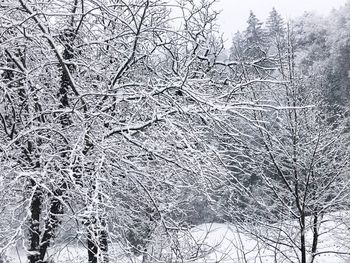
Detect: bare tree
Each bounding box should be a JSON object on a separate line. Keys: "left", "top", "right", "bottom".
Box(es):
{"left": 0, "top": 0, "right": 275, "bottom": 262}
{"left": 222, "top": 21, "right": 350, "bottom": 263}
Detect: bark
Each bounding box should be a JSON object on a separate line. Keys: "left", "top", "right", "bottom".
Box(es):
{"left": 310, "top": 213, "right": 319, "bottom": 263}
{"left": 28, "top": 181, "right": 42, "bottom": 263}
{"left": 38, "top": 188, "right": 64, "bottom": 262}
{"left": 88, "top": 229, "right": 98, "bottom": 263}
{"left": 86, "top": 215, "right": 109, "bottom": 263}
{"left": 27, "top": 26, "right": 75, "bottom": 263}
{"left": 2, "top": 49, "right": 46, "bottom": 263}
{"left": 300, "top": 213, "right": 307, "bottom": 263}
{"left": 31, "top": 23, "right": 77, "bottom": 263}
{"left": 100, "top": 219, "right": 109, "bottom": 263}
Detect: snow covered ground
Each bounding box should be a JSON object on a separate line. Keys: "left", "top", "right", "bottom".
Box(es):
{"left": 185, "top": 212, "right": 350, "bottom": 263}
{"left": 186, "top": 222, "right": 350, "bottom": 263}
{"left": 4, "top": 244, "right": 85, "bottom": 263}
{"left": 4, "top": 212, "right": 350, "bottom": 263}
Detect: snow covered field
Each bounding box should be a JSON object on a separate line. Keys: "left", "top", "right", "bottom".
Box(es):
{"left": 4, "top": 212, "right": 350, "bottom": 263}
{"left": 187, "top": 220, "right": 350, "bottom": 263}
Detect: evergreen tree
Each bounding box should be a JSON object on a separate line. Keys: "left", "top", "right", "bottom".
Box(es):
{"left": 265, "top": 8, "right": 287, "bottom": 74}
{"left": 244, "top": 11, "right": 267, "bottom": 59}
{"left": 266, "top": 8, "right": 286, "bottom": 55}
{"left": 230, "top": 31, "right": 245, "bottom": 60}
{"left": 266, "top": 7, "right": 285, "bottom": 40}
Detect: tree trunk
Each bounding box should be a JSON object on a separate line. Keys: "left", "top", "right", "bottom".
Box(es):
{"left": 39, "top": 189, "right": 64, "bottom": 262}
{"left": 88, "top": 229, "right": 98, "bottom": 263}
{"left": 100, "top": 219, "right": 109, "bottom": 263}
{"left": 300, "top": 213, "right": 307, "bottom": 263}
{"left": 86, "top": 217, "right": 109, "bottom": 263}
{"left": 28, "top": 183, "right": 42, "bottom": 263}
{"left": 310, "top": 213, "right": 319, "bottom": 263}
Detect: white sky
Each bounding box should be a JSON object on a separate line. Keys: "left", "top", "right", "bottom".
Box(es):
{"left": 214, "top": 0, "right": 348, "bottom": 43}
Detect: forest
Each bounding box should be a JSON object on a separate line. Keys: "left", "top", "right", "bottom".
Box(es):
{"left": 0, "top": 0, "right": 350, "bottom": 263}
